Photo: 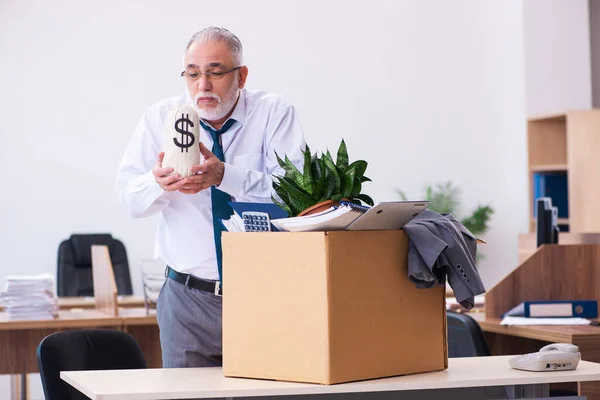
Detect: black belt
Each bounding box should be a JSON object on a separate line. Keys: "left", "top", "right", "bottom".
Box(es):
{"left": 165, "top": 266, "right": 222, "bottom": 296}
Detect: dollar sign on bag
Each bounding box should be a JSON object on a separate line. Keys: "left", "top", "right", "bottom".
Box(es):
{"left": 173, "top": 113, "right": 195, "bottom": 153}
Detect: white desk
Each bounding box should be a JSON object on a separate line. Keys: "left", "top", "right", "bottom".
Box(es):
{"left": 61, "top": 356, "right": 600, "bottom": 400}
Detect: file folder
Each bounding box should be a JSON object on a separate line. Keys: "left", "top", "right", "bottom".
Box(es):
{"left": 504, "top": 300, "right": 598, "bottom": 318}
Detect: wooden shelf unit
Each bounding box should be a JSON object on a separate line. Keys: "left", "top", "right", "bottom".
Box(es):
{"left": 527, "top": 110, "right": 600, "bottom": 233}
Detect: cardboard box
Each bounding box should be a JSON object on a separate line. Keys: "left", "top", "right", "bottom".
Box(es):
{"left": 222, "top": 230, "right": 447, "bottom": 385}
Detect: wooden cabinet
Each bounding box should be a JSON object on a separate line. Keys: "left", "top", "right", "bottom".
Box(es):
{"left": 527, "top": 110, "right": 600, "bottom": 233}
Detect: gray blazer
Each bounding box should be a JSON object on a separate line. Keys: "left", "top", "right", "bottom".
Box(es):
{"left": 402, "top": 210, "right": 485, "bottom": 310}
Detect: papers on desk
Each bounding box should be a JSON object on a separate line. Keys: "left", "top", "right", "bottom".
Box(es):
{"left": 500, "top": 316, "right": 591, "bottom": 326}
{"left": 0, "top": 273, "right": 58, "bottom": 320}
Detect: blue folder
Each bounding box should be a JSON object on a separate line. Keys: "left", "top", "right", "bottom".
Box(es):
{"left": 504, "top": 300, "right": 598, "bottom": 318}
{"left": 228, "top": 201, "right": 289, "bottom": 220}
{"left": 223, "top": 201, "right": 289, "bottom": 232}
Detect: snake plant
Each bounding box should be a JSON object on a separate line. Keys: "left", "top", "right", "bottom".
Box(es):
{"left": 272, "top": 139, "right": 374, "bottom": 216}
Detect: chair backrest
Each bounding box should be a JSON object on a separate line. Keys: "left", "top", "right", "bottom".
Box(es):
{"left": 447, "top": 310, "right": 491, "bottom": 358}
{"left": 37, "top": 329, "right": 147, "bottom": 400}
{"left": 57, "top": 234, "right": 133, "bottom": 297}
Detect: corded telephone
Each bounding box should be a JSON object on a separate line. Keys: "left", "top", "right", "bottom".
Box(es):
{"left": 509, "top": 343, "right": 581, "bottom": 372}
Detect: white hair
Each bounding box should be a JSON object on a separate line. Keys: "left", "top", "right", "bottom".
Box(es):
{"left": 184, "top": 26, "right": 243, "bottom": 67}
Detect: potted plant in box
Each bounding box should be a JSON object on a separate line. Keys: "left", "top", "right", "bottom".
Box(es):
{"left": 272, "top": 139, "right": 375, "bottom": 217}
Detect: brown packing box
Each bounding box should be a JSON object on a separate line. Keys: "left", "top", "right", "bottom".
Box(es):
{"left": 222, "top": 230, "right": 448, "bottom": 385}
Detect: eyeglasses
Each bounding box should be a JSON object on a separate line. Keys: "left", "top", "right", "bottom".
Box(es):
{"left": 181, "top": 66, "right": 242, "bottom": 81}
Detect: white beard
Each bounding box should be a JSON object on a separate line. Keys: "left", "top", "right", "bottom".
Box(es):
{"left": 192, "top": 77, "right": 240, "bottom": 122}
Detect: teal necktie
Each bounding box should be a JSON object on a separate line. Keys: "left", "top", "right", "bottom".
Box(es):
{"left": 199, "top": 118, "right": 236, "bottom": 286}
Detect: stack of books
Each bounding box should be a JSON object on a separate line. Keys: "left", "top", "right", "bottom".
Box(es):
{"left": 0, "top": 274, "right": 58, "bottom": 320}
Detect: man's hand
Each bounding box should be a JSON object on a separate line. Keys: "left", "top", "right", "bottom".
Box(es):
{"left": 180, "top": 143, "right": 225, "bottom": 195}
{"left": 153, "top": 152, "right": 185, "bottom": 191}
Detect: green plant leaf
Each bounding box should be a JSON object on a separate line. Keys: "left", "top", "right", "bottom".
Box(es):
{"left": 347, "top": 160, "right": 367, "bottom": 178}
{"left": 302, "top": 145, "right": 314, "bottom": 194}
{"left": 461, "top": 205, "right": 494, "bottom": 236}
{"left": 331, "top": 193, "right": 343, "bottom": 201}
{"left": 311, "top": 153, "right": 322, "bottom": 181}
{"left": 351, "top": 179, "right": 362, "bottom": 198}
{"left": 360, "top": 175, "right": 372, "bottom": 183}
{"left": 312, "top": 157, "right": 327, "bottom": 201}
{"left": 395, "top": 189, "right": 408, "bottom": 201}
{"left": 271, "top": 195, "right": 292, "bottom": 216}
{"left": 356, "top": 193, "right": 374, "bottom": 206}
{"left": 425, "top": 185, "right": 433, "bottom": 201}
{"left": 341, "top": 166, "right": 356, "bottom": 199}
{"left": 273, "top": 178, "right": 299, "bottom": 215}
{"left": 274, "top": 151, "right": 287, "bottom": 169}
{"left": 285, "top": 155, "right": 310, "bottom": 191}
{"left": 277, "top": 177, "right": 315, "bottom": 215}
{"left": 322, "top": 165, "right": 338, "bottom": 200}
{"left": 275, "top": 151, "right": 303, "bottom": 186}
{"left": 426, "top": 181, "right": 460, "bottom": 214}
{"left": 323, "top": 155, "right": 341, "bottom": 193}
{"left": 336, "top": 139, "right": 349, "bottom": 173}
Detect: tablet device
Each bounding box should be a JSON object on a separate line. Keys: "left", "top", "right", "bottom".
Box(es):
{"left": 346, "top": 201, "right": 431, "bottom": 231}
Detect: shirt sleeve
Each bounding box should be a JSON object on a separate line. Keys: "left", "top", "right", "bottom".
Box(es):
{"left": 217, "top": 105, "right": 305, "bottom": 202}
{"left": 115, "top": 109, "right": 173, "bottom": 218}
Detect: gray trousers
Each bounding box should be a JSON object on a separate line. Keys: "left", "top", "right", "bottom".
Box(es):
{"left": 156, "top": 277, "right": 223, "bottom": 368}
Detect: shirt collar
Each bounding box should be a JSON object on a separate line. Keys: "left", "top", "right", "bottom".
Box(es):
{"left": 227, "top": 88, "right": 246, "bottom": 126}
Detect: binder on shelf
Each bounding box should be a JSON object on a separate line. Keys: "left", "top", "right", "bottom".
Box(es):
{"left": 533, "top": 172, "right": 569, "bottom": 219}
{"left": 503, "top": 300, "right": 598, "bottom": 318}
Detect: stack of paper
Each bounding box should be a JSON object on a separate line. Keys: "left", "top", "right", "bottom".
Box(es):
{"left": 0, "top": 274, "right": 58, "bottom": 320}
{"left": 271, "top": 203, "right": 368, "bottom": 232}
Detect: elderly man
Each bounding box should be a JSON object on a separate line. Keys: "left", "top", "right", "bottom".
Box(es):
{"left": 116, "top": 27, "right": 305, "bottom": 368}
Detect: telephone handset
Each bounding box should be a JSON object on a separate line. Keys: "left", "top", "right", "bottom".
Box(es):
{"left": 509, "top": 343, "right": 581, "bottom": 371}
{"left": 539, "top": 343, "right": 579, "bottom": 353}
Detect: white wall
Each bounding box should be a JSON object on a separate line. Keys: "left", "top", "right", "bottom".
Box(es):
{"left": 0, "top": 0, "right": 526, "bottom": 397}
{"left": 523, "top": 0, "right": 592, "bottom": 117}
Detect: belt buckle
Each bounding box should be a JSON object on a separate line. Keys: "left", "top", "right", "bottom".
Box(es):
{"left": 214, "top": 281, "right": 222, "bottom": 297}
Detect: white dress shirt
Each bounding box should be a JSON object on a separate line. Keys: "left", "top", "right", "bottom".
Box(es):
{"left": 116, "top": 89, "right": 305, "bottom": 279}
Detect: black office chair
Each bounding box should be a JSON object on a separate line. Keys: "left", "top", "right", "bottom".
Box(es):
{"left": 447, "top": 310, "right": 491, "bottom": 357}
{"left": 37, "top": 329, "right": 147, "bottom": 400}
{"left": 57, "top": 233, "right": 133, "bottom": 297}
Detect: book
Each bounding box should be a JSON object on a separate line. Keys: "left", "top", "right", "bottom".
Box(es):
{"left": 500, "top": 316, "right": 591, "bottom": 326}
{"left": 503, "top": 300, "right": 598, "bottom": 318}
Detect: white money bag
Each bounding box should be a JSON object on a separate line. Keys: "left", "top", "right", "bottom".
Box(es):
{"left": 162, "top": 105, "right": 201, "bottom": 178}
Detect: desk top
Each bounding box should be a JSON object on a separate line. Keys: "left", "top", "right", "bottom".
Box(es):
{"left": 471, "top": 312, "right": 600, "bottom": 342}
{"left": 61, "top": 356, "right": 600, "bottom": 400}
{"left": 0, "top": 309, "right": 123, "bottom": 330}
{"left": 0, "top": 307, "right": 155, "bottom": 330}
{"left": 118, "top": 307, "right": 157, "bottom": 326}
{"left": 58, "top": 295, "right": 145, "bottom": 309}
